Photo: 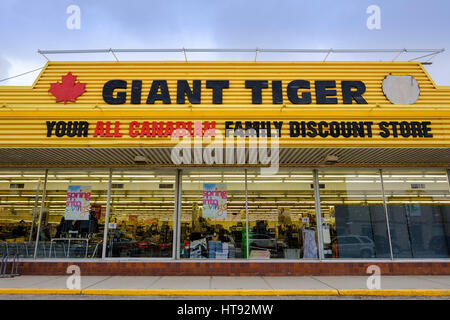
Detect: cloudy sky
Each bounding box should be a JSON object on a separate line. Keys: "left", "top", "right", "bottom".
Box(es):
{"left": 1, "top": 0, "right": 449, "bottom": 85}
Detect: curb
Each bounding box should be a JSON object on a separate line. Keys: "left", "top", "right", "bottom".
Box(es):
{"left": 0, "top": 288, "right": 81, "bottom": 295}
{"left": 81, "top": 289, "right": 339, "bottom": 296}
{"left": 0, "top": 288, "right": 449, "bottom": 296}
{"left": 338, "top": 289, "right": 450, "bottom": 296}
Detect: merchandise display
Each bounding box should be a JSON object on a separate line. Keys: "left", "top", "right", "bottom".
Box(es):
{"left": 302, "top": 228, "right": 318, "bottom": 259}
{"left": 107, "top": 219, "right": 173, "bottom": 258}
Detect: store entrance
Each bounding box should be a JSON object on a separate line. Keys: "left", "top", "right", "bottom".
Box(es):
{"left": 180, "top": 168, "right": 320, "bottom": 260}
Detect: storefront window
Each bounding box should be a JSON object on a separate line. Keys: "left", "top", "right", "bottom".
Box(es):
{"left": 3, "top": 167, "right": 448, "bottom": 261}
{"left": 36, "top": 169, "right": 109, "bottom": 259}
{"left": 107, "top": 169, "right": 175, "bottom": 258}
{"left": 249, "top": 169, "right": 316, "bottom": 259}
{"left": 181, "top": 169, "right": 246, "bottom": 259}
{"left": 318, "top": 169, "right": 390, "bottom": 259}
{"left": 382, "top": 169, "right": 450, "bottom": 258}
{"left": 0, "top": 170, "right": 45, "bottom": 258}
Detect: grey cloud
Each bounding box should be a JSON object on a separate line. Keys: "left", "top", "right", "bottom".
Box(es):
{"left": 0, "top": 56, "right": 11, "bottom": 82}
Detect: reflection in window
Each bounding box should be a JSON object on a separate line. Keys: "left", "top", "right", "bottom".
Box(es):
{"left": 382, "top": 170, "right": 450, "bottom": 258}
{"left": 318, "top": 169, "right": 390, "bottom": 259}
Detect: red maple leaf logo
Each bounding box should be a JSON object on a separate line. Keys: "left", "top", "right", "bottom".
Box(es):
{"left": 49, "top": 72, "right": 86, "bottom": 103}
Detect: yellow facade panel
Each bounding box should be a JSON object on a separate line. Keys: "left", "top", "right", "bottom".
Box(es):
{"left": 0, "top": 61, "right": 448, "bottom": 151}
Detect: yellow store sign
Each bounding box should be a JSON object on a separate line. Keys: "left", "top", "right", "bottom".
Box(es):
{"left": 0, "top": 61, "right": 449, "bottom": 165}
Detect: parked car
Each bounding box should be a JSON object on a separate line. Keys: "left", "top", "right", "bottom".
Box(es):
{"left": 372, "top": 235, "right": 402, "bottom": 258}
{"left": 332, "top": 235, "right": 376, "bottom": 258}
{"left": 428, "top": 235, "right": 450, "bottom": 257}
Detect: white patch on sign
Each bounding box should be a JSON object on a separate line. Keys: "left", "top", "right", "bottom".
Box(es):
{"left": 382, "top": 75, "right": 420, "bottom": 104}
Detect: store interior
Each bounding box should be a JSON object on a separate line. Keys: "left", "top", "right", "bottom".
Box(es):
{"left": 0, "top": 168, "right": 449, "bottom": 260}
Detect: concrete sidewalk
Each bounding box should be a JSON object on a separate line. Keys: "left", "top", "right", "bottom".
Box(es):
{"left": 0, "top": 275, "right": 449, "bottom": 296}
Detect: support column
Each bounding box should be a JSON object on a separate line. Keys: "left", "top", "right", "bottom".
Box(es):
{"left": 101, "top": 169, "right": 113, "bottom": 259}
{"left": 173, "top": 169, "right": 182, "bottom": 259}
{"left": 313, "top": 169, "right": 324, "bottom": 260}
{"left": 379, "top": 169, "right": 394, "bottom": 260}
{"left": 245, "top": 169, "right": 249, "bottom": 260}
{"left": 33, "top": 169, "right": 48, "bottom": 259}
{"left": 28, "top": 179, "right": 41, "bottom": 244}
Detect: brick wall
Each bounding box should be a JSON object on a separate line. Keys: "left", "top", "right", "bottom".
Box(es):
{"left": 18, "top": 261, "right": 450, "bottom": 276}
